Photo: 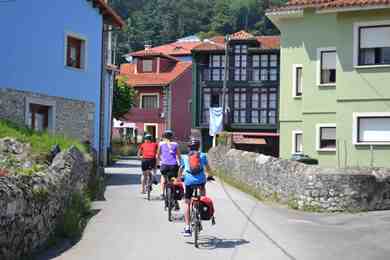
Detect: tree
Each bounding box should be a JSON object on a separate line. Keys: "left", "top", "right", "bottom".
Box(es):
{"left": 112, "top": 76, "right": 137, "bottom": 120}
{"left": 210, "top": 0, "right": 236, "bottom": 34}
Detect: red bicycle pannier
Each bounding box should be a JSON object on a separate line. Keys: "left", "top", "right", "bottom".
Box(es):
{"left": 173, "top": 182, "right": 184, "bottom": 200}
{"left": 199, "top": 196, "right": 215, "bottom": 220}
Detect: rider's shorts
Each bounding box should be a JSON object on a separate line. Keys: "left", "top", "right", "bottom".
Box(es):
{"left": 141, "top": 159, "right": 156, "bottom": 171}
{"left": 160, "top": 164, "right": 179, "bottom": 179}
{"left": 184, "top": 184, "right": 205, "bottom": 200}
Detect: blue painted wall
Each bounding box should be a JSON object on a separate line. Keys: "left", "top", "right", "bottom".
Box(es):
{"left": 0, "top": 0, "right": 103, "bottom": 148}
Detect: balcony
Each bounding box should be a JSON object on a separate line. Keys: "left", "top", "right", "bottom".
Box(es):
{"left": 125, "top": 108, "right": 165, "bottom": 123}
{"left": 199, "top": 66, "right": 279, "bottom": 85}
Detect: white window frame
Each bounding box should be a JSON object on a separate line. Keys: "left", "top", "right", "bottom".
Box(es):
{"left": 316, "top": 123, "right": 336, "bottom": 152}
{"left": 139, "top": 93, "right": 160, "bottom": 109}
{"left": 64, "top": 32, "right": 87, "bottom": 71}
{"left": 353, "top": 20, "right": 390, "bottom": 68}
{"left": 352, "top": 112, "right": 390, "bottom": 145}
{"left": 292, "top": 130, "right": 303, "bottom": 154}
{"left": 317, "top": 47, "right": 336, "bottom": 87}
{"left": 292, "top": 64, "right": 303, "bottom": 98}
{"left": 24, "top": 97, "right": 56, "bottom": 134}
{"left": 144, "top": 123, "right": 159, "bottom": 139}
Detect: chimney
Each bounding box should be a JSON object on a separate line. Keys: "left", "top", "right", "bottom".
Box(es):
{"left": 144, "top": 40, "right": 152, "bottom": 51}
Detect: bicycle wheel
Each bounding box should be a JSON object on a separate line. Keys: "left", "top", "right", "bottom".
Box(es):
{"left": 192, "top": 204, "right": 199, "bottom": 248}
{"left": 147, "top": 174, "right": 151, "bottom": 201}
{"left": 167, "top": 187, "right": 173, "bottom": 222}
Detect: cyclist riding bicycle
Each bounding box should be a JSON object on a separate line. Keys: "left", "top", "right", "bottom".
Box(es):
{"left": 179, "top": 137, "right": 214, "bottom": 237}
{"left": 138, "top": 133, "right": 158, "bottom": 194}
{"left": 156, "top": 129, "right": 181, "bottom": 200}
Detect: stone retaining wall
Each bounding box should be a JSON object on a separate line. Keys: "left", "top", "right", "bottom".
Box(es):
{"left": 208, "top": 146, "right": 390, "bottom": 212}
{"left": 0, "top": 147, "right": 92, "bottom": 260}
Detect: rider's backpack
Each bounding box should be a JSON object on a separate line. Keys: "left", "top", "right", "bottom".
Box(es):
{"left": 173, "top": 182, "right": 184, "bottom": 200}
{"left": 188, "top": 151, "right": 202, "bottom": 174}
{"left": 199, "top": 196, "right": 214, "bottom": 220}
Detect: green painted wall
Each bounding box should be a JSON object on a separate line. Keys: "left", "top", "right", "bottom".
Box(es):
{"left": 273, "top": 9, "right": 390, "bottom": 167}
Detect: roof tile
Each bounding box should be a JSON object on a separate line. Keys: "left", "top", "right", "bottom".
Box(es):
{"left": 119, "top": 62, "right": 192, "bottom": 87}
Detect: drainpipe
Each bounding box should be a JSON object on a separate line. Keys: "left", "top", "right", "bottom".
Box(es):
{"left": 98, "top": 25, "right": 106, "bottom": 168}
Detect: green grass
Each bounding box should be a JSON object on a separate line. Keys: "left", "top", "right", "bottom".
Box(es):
{"left": 0, "top": 120, "right": 87, "bottom": 155}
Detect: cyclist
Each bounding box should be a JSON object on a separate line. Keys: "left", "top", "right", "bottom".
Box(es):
{"left": 179, "top": 137, "right": 214, "bottom": 237}
{"left": 138, "top": 133, "right": 158, "bottom": 194}
{"left": 156, "top": 129, "right": 181, "bottom": 200}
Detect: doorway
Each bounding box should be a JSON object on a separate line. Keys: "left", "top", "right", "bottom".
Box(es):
{"left": 144, "top": 124, "right": 158, "bottom": 140}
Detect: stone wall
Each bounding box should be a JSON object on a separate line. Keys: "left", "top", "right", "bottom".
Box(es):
{"left": 0, "top": 88, "right": 95, "bottom": 144}
{"left": 208, "top": 146, "right": 390, "bottom": 212}
{"left": 0, "top": 147, "right": 92, "bottom": 260}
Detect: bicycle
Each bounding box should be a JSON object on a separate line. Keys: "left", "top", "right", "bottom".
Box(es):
{"left": 189, "top": 178, "right": 216, "bottom": 248}
{"left": 163, "top": 176, "right": 179, "bottom": 222}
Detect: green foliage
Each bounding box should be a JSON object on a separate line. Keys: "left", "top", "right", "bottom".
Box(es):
{"left": 110, "top": 0, "right": 286, "bottom": 59}
{"left": 32, "top": 186, "right": 49, "bottom": 201}
{"left": 112, "top": 142, "right": 138, "bottom": 156}
{"left": 112, "top": 76, "right": 137, "bottom": 120}
{"left": 58, "top": 192, "right": 92, "bottom": 239}
{"left": 0, "top": 120, "right": 87, "bottom": 156}
{"left": 19, "top": 164, "right": 46, "bottom": 177}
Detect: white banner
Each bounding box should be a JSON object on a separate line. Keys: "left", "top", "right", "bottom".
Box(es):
{"left": 209, "top": 107, "right": 223, "bottom": 137}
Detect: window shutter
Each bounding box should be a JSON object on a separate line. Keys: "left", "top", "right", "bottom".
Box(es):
{"left": 322, "top": 52, "right": 336, "bottom": 69}
{"left": 321, "top": 127, "right": 336, "bottom": 140}
{"left": 360, "top": 26, "right": 390, "bottom": 48}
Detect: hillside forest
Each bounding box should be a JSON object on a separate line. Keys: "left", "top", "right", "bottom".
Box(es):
{"left": 109, "top": 0, "right": 286, "bottom": 61}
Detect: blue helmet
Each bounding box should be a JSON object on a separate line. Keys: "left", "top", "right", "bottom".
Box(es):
{"left": 144, "top": 133, "right": 153, "bottom": 140}
{"left": 163, "top": 129, "right": 174, "bottom": 140}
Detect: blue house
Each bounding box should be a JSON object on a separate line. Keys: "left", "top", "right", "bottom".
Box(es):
{"left": 0, "top": 0, "right": 124, "bottom": 165}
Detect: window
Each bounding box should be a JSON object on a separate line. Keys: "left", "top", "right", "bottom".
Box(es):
{"left": 250, "top": 87, "right": 277, "bottom": 125}
{"left": 358, "top": 25, "right": 390, "bottom": 66}
{"left": 319, "top": 49, "right": 336, "bottom": 85}
{"left": 209, "top": 55, "right": 225, "bottom": 81}
{"left": 353, "top": 113, "right": 390, "bottom": 144}
{"left": 252, "top": 54, "right": 278, "bottom": 82}
{"left": 201, "top": 88, "right": 226, "bottom": 124}
{"left": 233, "top": 88, "right": 247, "bottom": 123}
{"left": 292, "top": 131, "right": 303, "bottom": 154}
{"left": 143, "top": 60, "right": 153, "bottom": 72}
{"left": 140, "top": 94, "right": 159, "bottom": 109}
{"left": 234, "top": 45, "right": 247, "bottom": 81}
{"left": 293, "top": 65, "right": 302, "bottom": 97}
{"left": 66, "top": 35, "right": 85, "bottom": 69}
{"left": 316, "top": 124, "right": 336, "bottom": 151}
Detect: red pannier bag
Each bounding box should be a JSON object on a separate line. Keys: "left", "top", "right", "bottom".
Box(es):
{"left": 173, "top": 182, "right": 184, "bottom": 200}
{"left": 199, "top": 196, "right": 215, "bottom": 220}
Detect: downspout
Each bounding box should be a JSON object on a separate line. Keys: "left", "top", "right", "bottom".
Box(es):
{"left": 98, "top": 25, "right": 106, "bottom": 167}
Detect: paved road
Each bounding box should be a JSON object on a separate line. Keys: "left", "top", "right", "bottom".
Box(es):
{"left": 38, "top": 158, "right": 390, "bottom": 260}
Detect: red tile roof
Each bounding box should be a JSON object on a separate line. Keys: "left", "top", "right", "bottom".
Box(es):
{"left": 131, "top": 50, "right": 181, "bottom": 61}
{"left": 268, "top": 0, "right": 390, "bottom": 12}
{"left": 129, "top": 41, "right": 202, "bottom": 57}
{"left": 119, "top": 62, "right": 192, "bottom": 87}
{"left": 192, "top": 32, "right": 280, "bottom": 52}
{"left": 89, "top": 0, "right": 125, "bottom": 28}
{"left": 231, "top": 30, "right": 256, "bottom": 40}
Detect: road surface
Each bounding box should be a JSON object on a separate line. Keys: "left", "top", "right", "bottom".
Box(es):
{"left": 38, "top": 158, "right": 390, "bottom": 260}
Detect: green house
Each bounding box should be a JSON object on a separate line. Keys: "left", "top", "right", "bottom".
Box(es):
{"left": 267, "top": 1, "right": 390, "bottom": 167}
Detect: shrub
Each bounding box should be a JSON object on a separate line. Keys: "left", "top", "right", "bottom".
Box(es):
{"left": 58, "top": 192, "right": 92, "bottom": 239}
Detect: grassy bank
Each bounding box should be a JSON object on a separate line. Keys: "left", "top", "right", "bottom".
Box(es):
{"left": 0, "top": 120, "right": 87, "bottom": 155}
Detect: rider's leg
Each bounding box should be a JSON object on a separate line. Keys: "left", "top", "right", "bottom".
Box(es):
{"left": 184, "top": 198, "right": 191, "bottom": 226}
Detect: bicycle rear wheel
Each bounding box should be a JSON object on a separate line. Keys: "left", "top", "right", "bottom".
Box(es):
{"left": 147, "top": 174, "right": 151, "bottom": 201}
{"left": 192, "top": 205, "right": 199, "bottom": 248}
{"left": 167, "top": 187, "right": 173, "bottom": 222}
